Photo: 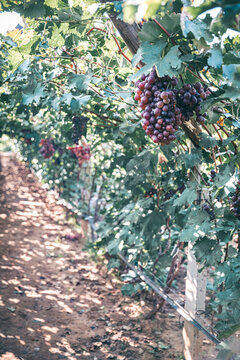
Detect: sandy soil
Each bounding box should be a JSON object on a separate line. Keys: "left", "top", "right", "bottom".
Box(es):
{"left": 0, "top": 153, "right": 213, "bottom": 360}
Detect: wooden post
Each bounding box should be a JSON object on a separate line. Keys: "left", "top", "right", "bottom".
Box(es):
{"left": 183, "top": 245, "right": 207, "bottom": 359}
{"left": 183, "top": 188, "right": 208, "bottom": 360}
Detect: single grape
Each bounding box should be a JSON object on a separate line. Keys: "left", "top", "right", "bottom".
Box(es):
{"left": 154, "top": 108, "right": 161, "bottom": 116}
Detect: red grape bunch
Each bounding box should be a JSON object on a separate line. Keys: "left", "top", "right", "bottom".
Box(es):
{"left": 135, "top": 68, "right": 180, "bottom": 145}
{"left": 134, "top": 68, "right": 210, "bottom": 145}
{"left": 39, "top": 139, "right": 55, "bottom": 159}
{"left": 68, "top": 144, "right": 91, "bottom": 167}
{"left": 230, "top": 181, "right": 240, "bottom": 219}
{"left": 72, "top": 115, "right": 89, "bottom": 144}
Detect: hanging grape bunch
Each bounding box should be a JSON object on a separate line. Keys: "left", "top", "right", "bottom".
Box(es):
{"left": 230, "top": 181, "right": 240, "bottom": 219}
{"left": 68, "top": 144, "right": 91, "bottom": 167}
{"left": 72, "top": 115, "right": 89, "bottom": 144}
{"left": 39, "top": 139, "right": 55, "bottom": 159}
{"left": 209, "top": 170, "right": 216, "bottom": 183}
{"left": 134, "top": 67, "right": 210, "bottom": 145}
{"left": 202, "top": 203, "right": 214, "bottom": 218}
{"left": 176, "top": 82, "right": 210, "bottom": 124}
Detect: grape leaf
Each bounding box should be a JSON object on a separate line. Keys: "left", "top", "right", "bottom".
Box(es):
{"left": 173, "top": 186, "right": 196, "bottom": 206}
{"left": 181, "top": 14, "right": 213, "bottom": 42}
{"left": 214, "top": 163, "right": 235, "bottom": 188}
{"left": 208, "top": 44, "right": 222, "bottom": 68}
{"left": 22, "top": 83, "right": 46, "bottom": 105}
{"left": 131, "top": 39, "right": 166, "bottom": 80}
{"left": 223, "top": 51, "right": 240, "bottom": 65}
{"left": 45, "top": 0, "right": 59, "bottom": 8}
{"left": 199, "top": 133, "right": 218, "bottom": 148}
{"left": 139, "top": 21, "right": 163, "bottom": 42}
{"left": 48, "top": 24, "right": 69, "bottom": 48}
{"left": 70, "top": 95, "right": 91, "bottom": 111}
{"left": 156, "top": 46, "right": 182, "bottom": 77}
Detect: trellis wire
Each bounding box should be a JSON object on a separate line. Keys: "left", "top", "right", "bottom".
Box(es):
{"left": 143, "top": 266, "right": 219, "bottom": 338}
{"left": 118, "top": 252, "right": 221, "bottom": 345}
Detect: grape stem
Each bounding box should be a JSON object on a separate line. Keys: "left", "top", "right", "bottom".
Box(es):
{"left": 192, "top": 166, "right": 208, "bottom": 186}
{"left": 224, "top": 243, "right": 229, "bottom": 261}
{"left": 217, "top": 124, "right": 238, "bottom": 155}
{"left": 211, "top": 107, "right": 238, "bottom": 155}
{"left": 62, "top": 47, "right": 78, "bottom": 74}
{"left": 86, "top": 27, "right": 140, "bottom": 68}
{"left": 152, "top": 18, "right": 172, "bottom": 39}
{"left": 212, "top": 148, "right": 218, "bottom": 173}
{"left": 202, "top": 124, "right": 219, "bottom": 171}
{"left": 177, "top": 140, "right": 187, "bottom": 153}
{"left": 35, "top": 17, "right": 99, "bottom": 23}
{"left": 152, "top": 216, "right": 171, "bottom": 274}
{"left": 81, "top": 106, "right": 119, "bottom": 125}
{"left": 88, "top": 84, "right": 104, "bottom": 97}
{"left": 212, "top": 123, "right": 229, "bottom": 161}
{"left": 157, "top": 242, "right": 184, "bottom": 310}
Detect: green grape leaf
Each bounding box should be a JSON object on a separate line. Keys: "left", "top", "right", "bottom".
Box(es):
{"left": 45, "top": 0, "right": 59, "bottom": 8}
{"left": 223, "top": 51, "right": 240, "bottom": 65}
{"left": 48, "top": 23, "right": 69, "bottom": 48}
{"left": 131, "top": 39, "right": 166, "bottom": 80}
{"left": 70, "top": 95, "right": 91, "bottom": 111}
{"left": 156, "top": 46, "right": 183, "bottom": 77}
{"left": 22, "top": 83, "right": 46, "bottom": 105}
{"left": 208, "top": 44, "right": 222, "bottom": 68}
{"left": 214, "top": 163, "right": 235, "bottom": 188}
{"left": 199, "top": 133, "right": 218, "bottom": 148}
{"left": 139, "top": 21, "right": 163, "bottom": 42}
{"left": 67, "top": 73, "right": 92, "bottom": 91}
{"left": 180, "top": 148, "right": 202, "bottom": 168}
{"left": 181, "top": 14, "right": 213, "bottom": 42}
{"left": 173, "top": 186, "right": 196, "bottom": 207}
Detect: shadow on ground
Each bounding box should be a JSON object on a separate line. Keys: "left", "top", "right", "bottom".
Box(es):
{"left": 0, "top": 153, "right": 186, "bottom": 360}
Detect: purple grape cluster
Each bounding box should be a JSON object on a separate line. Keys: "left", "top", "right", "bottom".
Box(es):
{"left": 39, "top": 139, "right": 55, "bottom": 159}
{"left": 163, "top": 183, "right": 185, "bottom": 201}
{"left": 72, "top": 115, "right": 89, "bottom": 144}
{"left": 209, "top": 170, "right": 216, "bottom": 183}
{"left": 202, "top": 203, "right": 214, "bottom": 218}
{"left": 134, "top": 68, "right": 210, "bottom": 145}
{"left": 230, "top": 181, "right": 240, "bottom": 219}
{"left": 176, "top": 82, "right": 210, "bottom": 125}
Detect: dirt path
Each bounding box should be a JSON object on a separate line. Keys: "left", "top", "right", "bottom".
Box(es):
{"left": 0, "top": 153, "right": 186, "bottom": 360}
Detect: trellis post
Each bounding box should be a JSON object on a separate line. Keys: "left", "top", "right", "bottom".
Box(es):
{"left": 183, "top": 187, "right": 208, "bottom": 360}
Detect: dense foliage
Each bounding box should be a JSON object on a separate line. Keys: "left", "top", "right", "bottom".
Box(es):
{"left": 0, "top": 0, "right": 240, "bottom": 342}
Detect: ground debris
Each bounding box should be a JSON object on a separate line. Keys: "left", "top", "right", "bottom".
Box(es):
{"left": 0, "top": 153, "right": 185, "bottom": 360}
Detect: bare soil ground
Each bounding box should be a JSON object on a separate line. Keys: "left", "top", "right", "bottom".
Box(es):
{"left": 0, "top": 153, "right": 213, "bottom": 360}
